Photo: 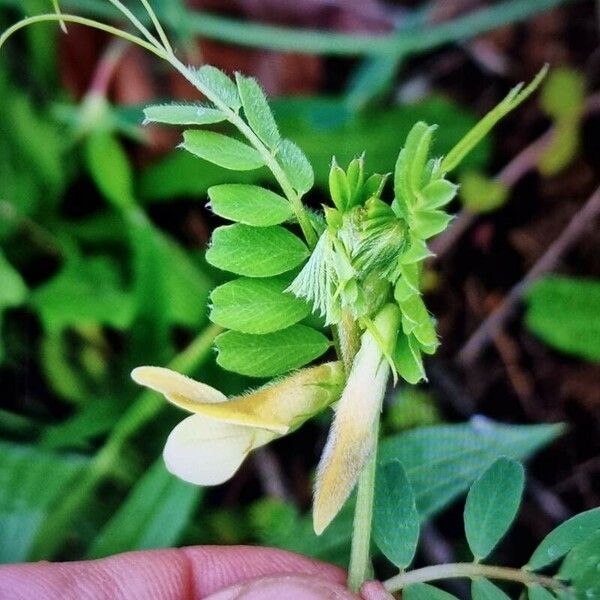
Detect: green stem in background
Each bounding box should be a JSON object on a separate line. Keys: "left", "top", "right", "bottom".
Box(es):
{"left": 30, "top": 323, "right": 222, "bottom": 560}
{"left": 384, "top": 563, "right": 566, "bottom": 593}
{"left": 0, "top": 0, "right": 576, "bottom": 56}
{"left": 347, "top": 418, "right": 379, "bottom": 592}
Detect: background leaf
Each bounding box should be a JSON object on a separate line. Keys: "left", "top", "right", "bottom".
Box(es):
{"left": 85, "top": 131, "right": 135, "bottom": 209}
{"left": 379, "top": 419, "right": 559, "bottom": 519}
{"left": 208, "top": 184, "right": 293, "bottom": 226}
{"left": 525, "top": 276, "right": 600, "bottom": 362}
{"left": 206, "top": 224, "right": 309, "bottom": 277}
{"left": 215, "top": 325, "right": 330, "bottom": 377}
{"left": 182, "top": 130, "right": 264, "bottom": 171}
{"left": 210, "top": 275, "right": 310, "bottom": 334}
{"left": 0, "top": 442, "right": 88, "bottom": 563}
{"left": 87, "top": 458, "right": 203, "bottom": 559}
{"left": 464, "top": 457, "right": 525, "bottom": 561}
{"left": 373, "top": 460, "right": 420, "bottom": 569}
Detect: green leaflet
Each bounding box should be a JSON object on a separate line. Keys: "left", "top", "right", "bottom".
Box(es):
{"left": 84, "top": 131, "right": 135, "bottom": 209}
{"left": 209, "top": 275, "right": 311, "bottom": 334}
{"left": 206, "top": 224, "right": 309, "bottom": 277}
{"left": 208, "top": 184, "right": 293, "bottom": 226}
{"left": 373, "top": 460, "right": 420, "bottom": 569}
{"left": 528, "top": 585, "right": 557, "bottom": 600}
{"left": 412, "top": 210, "right": 453, "bottom": 240}
{"left": 215, "top": 325, "right": 330, "bottom": 377}
{"left": 393, "top": 331, "right": 425, "bottom": 384}
{"left": 0, "top": 250, "right": 27, "bottom": 323}
{"left": 181, "top": 130, "right": 265, "bottom": 171}
{"left": 190, "top": 65, "right": 241, "bottom": 110}
{"left": 471, "top": 578, "right": 511, "bottom": 600}
{"left": 143, "top": 103, "right": 226, "bottom": 126}
{"left": 235, "top": 73, "right": 280, "bottom": 149}
{"left": 88, "top": 459, "right": 202, "bottom": 558}
{"left": 525, "top": 276, "right": 600, "bottom": 362}
{"left": 527, "top": 507, "right": 600, "bottom": 571}
{"left": 277, "top": 139, "right": 314, "bottom": 195}
{"left": 558, "top": 530, "right": 600, "bottom": 600}
{"left": 404, "top": 584, "right": 460, "bottom": 600}
{"left": 464, "top": 457, "right": 525, "bottom": 561}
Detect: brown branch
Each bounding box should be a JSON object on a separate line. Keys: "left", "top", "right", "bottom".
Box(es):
{"left": 457, "top": 183, "right": 600, "bottom": 366}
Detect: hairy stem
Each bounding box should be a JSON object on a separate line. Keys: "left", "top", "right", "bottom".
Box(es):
{"left": 384, "top": 563, "right": 566, "bottom": 593}
{"left": 347, "top": 419, "right": 379, "bottom": 592}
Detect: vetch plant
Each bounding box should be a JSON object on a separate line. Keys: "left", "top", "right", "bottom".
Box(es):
{"left": 3, "top": 3, "right": 598, "bottom": 596}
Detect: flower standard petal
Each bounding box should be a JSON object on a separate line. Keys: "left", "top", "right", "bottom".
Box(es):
{"left": 131, "top": 366, "right": 226, "bottom": 406}
{"left": 163, "top": 414, "right": 277, "bottom": 485}
{"left": 313, "top": 305, "right": 400, "bottom": 535}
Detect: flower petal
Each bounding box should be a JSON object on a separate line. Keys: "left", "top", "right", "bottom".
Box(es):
{"left": 131, "top": 366, "right": 226, "bottom": 412}
{"left": 163, "top": 414, "right": 276, "bottom": 485}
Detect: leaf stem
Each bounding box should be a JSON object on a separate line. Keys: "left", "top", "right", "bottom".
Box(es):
{"left": 347, "top": 418, "right": 380, "bottom": 592}
{"left": 0, "top": 13, "right": 168, "bottom": 58}
{"left": 384, "top": 563, "right": 566, "bottom": 593}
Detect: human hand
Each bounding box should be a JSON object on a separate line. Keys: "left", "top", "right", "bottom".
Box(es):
{"left": 0, "top": 546, "right": 392, "bottom": 599}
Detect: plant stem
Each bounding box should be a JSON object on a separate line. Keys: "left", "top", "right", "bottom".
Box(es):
{"left": 348, "top": 418, "right": 380, "bottom": 592}
{"left": 384, "top": 563, "right": 566, "bottom": 593}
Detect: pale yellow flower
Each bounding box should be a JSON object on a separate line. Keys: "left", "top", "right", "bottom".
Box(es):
{"left": 131, "top": 362, "right": 344, "bottom": 486}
